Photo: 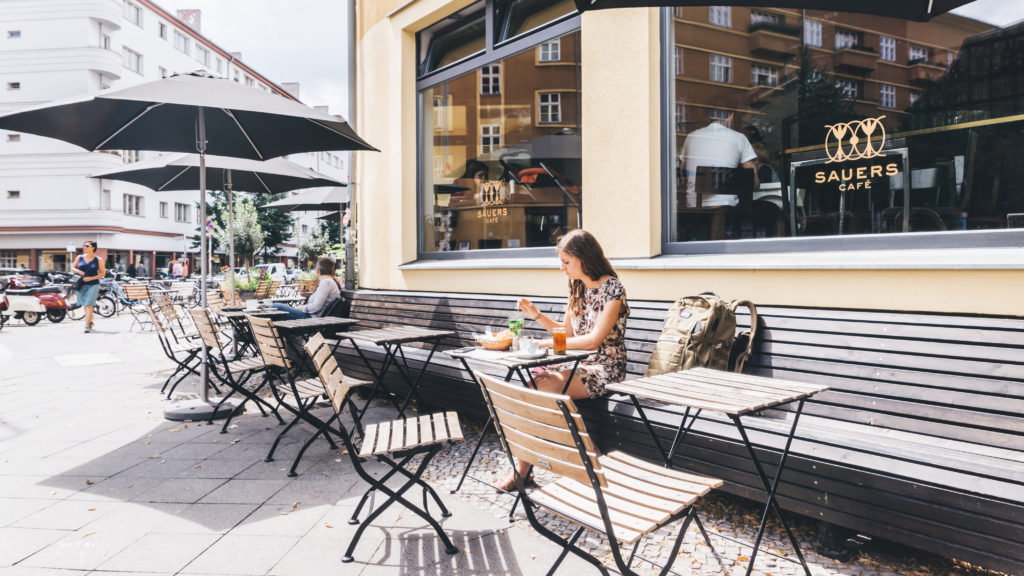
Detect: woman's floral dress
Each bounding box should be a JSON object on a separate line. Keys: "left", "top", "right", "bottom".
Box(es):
{"left": 544, "top": 277, "right": 630, "bottom": 398}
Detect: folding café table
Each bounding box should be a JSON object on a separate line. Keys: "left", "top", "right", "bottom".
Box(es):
{"left": 337, "top": 325, "right": 455, "bottom": 419}
{"left": 273, "top": 316, "right": 360, "bottom": 375}
{"left": 606, "top": 367, "right": 829, "bottom": 576}
{"left": 446, "top": 346, "right": 594, "bottom": 496}
{"left": 219, "top": 308, "right": 287, "bottom": 356}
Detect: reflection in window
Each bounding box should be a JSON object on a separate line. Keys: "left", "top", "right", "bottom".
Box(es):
{"left": 674, "top": 46, "right": 683, "bottom": 75}
{"left": 710, "top": 54, "right": 732, "bottom": 83}
{"left": 481, "top": 64, "right": 500, "bottom": 94}
{"left": 539, "top": 39, "right": 560, "bottom": 62}
{"left": 710, "top": 6, "right": 731, "bottom": 28}
{"left": 419, "top": 32, "right": 581, "bottom": 253}
{"left": 669, "top": 5, "right": 1024, "bottom": 245}
{"left": 496, "top": 0, "right": 575, "bottom": 42}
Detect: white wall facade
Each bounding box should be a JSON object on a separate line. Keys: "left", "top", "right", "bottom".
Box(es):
{"left": 0, "top": 0, "right": 346, "bottom": 273}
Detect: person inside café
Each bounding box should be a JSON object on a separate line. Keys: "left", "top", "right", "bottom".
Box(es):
{"left": 679, "top": 97, "right": 760, "bottom": 239}
{"left": 499, "top": 229, "right": 630, "bottom": 492}
{"left": 270, "top": 256, "right": 341, "bottom": 320}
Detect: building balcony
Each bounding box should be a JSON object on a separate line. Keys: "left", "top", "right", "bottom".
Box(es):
{"left": 0, "top": 47, "right": 121, "bottom": 80}
{"left": 749, "top": 84, "right": 780, "bottom": 107}
{"left": 749, "top": 29, "right": 797, "bottom": 59}
{"left": 909, "top": 60, "right": 947, "bottom": 84}
{"left": 832, "top": 48, "right": 878, "bottom": 74}
{"left": 67, "top": 0, "right": 122, "bottom": 30}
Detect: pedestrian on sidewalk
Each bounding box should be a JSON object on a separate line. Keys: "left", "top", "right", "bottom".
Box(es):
{"left": 71, "top": 240, "right": 105, "bottom": 333}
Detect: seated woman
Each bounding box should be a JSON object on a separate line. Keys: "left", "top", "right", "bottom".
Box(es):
{"left": 498, "top": 229, "right": 630, "bottom": 491}
{"left": 271, "top": 257, "right": 341, "bottom": 320}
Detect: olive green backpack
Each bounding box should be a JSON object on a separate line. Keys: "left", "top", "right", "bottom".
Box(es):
{"left": 644, "top": 293, "right": 758, "bottom": 376}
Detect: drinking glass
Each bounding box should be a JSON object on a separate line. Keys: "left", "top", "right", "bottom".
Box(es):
{"left": 508, "top": 310, "right": 524, "bottom": 336}
{"left": 552, "top": 326, "right": 567, "bottom": 355}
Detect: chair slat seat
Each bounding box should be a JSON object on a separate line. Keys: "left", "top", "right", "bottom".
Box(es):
{"left": 358, "top": 411, "right": 463, "bottom": 458}
{"left": 226, "top": 357, "right": 265, "bottom": 374}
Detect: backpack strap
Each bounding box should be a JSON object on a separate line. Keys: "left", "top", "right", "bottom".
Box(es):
{"left": 729, "top": 299, "right": 757, "bottom": 373}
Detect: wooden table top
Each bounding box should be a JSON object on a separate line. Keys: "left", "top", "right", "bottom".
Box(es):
{"left": 340, "top": 325, "right": 454, "bottom": 346}
{"left": 274, "top": 316, "right": 360, "bottom": 332}
{"left": 446, "top": 346, "right": 595, "bottom": 369}
{"left": 219, "top": 309, "right": 287, "bottom": 319}
{"left": 607, "top": 368, "right": 829, "bottom": 416}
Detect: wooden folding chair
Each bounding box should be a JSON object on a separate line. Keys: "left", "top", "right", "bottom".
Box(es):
{"left": 306, "top": 333, "right": 464, "bottom": 563}
{"left": 474, "top": 370, "right": 723, "bottom": 576}
{"left": 123, "top": 283, "right": 153, "bottom": 331}
{"left": 146, "top": 304, "right": 202, "bottom": 399}
{"left": 247, "top": 315, "right": 342, "bottom": 476}
{"left": 152, "top": 293, "right": 197, "bottom": 343}
{"left": 268, "top": 279, "right": 282, "bottom": 297}
{"left": 253, "top": 280, "right": 271, "bottom": 300}
{"left": 189, "top": 308, "right": 283, "bottom": 432}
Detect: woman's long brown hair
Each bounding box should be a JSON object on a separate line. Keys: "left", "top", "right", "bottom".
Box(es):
{"left": 557, "top": 229, "right": 616, "bottom": 317}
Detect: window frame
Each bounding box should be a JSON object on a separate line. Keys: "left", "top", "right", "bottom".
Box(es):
{"left": 879, "top": 83, "right": 896, "bottom": 108}
{"left": 173, "top": 30, "right": 189, "bottom": 55}
{"left": 803, "top": 20, "right": 822, "bottom": 47}
{"left": 709, "top": 6, "right": 731, "bottom": 28}
{"left": 539, "top": 39, "right": 561, "bottom": 62}
{"left": 123, "top": 194, "right": 144, "bottom": 217}
{"left": 174, "top": 202, "right": 190, "bottom": 223}
{"left": 123, "top": 1, "right": 142, "bottom": 27}
{"left": 480, "top": 63, "right": 500, "bottom": 94}
{"left": 538, "top": 92, "right": 562, "bottom": 123}
{"left": 480, "top": 123, "right": 501, "bottom": 154}
{"left": 709, "top": 53, "right": 732, "bottom": 84}
{"left": 658, "top": 8, "right": 1023, "bottom": 256}
{"left": 122, "top": 47, "right": 142, "bottom": 74}
{"left": 880, "top": 35, "right": 896, "bottom": 62}
{"left": 414, "top": 5, "right": 580, "bottom": 261}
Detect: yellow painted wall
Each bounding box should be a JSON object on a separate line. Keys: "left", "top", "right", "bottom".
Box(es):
{"left": 355, "top": 2, "right": 1024, "bottom": 317}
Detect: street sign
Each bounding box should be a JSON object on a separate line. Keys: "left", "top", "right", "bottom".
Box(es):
{"left": 66, "top": 241, "right": 75, "bottom": 253}
{"left": 205, "top": 219, "right": 214, "bottom": 231}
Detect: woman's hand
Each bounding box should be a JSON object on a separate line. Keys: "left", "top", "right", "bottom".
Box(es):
{"left": 517, "top": 297, "right": 539, "bottom": 319}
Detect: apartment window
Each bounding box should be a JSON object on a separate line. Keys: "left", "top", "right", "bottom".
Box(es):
{"left": 709, "top": 54, "right": 732, "bottom": 83}
{"left": 802, "top": 20, "right": 819, "bottom": 46}
{"left": 6, "top": 134, "right": 19, "bottom": 142}
{"left": 158, "top": 22, "right": 167, "bottom": 39}
{"left": 880, "top": 36, "right": 896, "bottom": 62}
{"left": 102, "top": 34, "right": 111, "bottom": 51}
{"left": 7, "top": 30, "right": 20, "bottom": 39}
{"left": 122, "top": 48, "right": 142, "bottom": 74}
{"left": 6, "top": 82, "right": 19, "bottom": 90}
{"left": 159, "top": 201, "right": 168, "bottom": 218}
{"left": 0, "top": 251, "right": 17, "bottom": 267}
{"left": 708, "top": 108, "right": 731, "bottom": 123}
{"left": 159, "top": 66, "right": 168, "bottom": 78}
{"left": 835, "top": 29, "right": 858, "bottom": 50}
{"left": 709, "top": 6, "right": 731, "bottom": 28}
{"left": 480, "top": 124, "right": 501, "bottom": 154}
{"left": 195, "top": 46, "right": 209, "bottom": 67}
{"left": 538, "top": 92, "right": 561, "bottom": 123}
{"left": 123, "top": 1, "right": 142, "bottom": 26}
{"left": 539, "top": 39, "right": 560, "bottom": 62}
{"left": 123, "top": 194, "right": 143, "bottom": 216}
{"left": 750, "top": 11, "right": 778, "bottom": 25}
{"left": 173, "top": 30, "right": 189, "bottom": 54}
{"left": 233, "top": 70, "right": 240, "bottom": 83}
{"left": 836, "top": 79, "right": 859, "bottom": 99}
{"left": 480, "top": 64, "right": 500, "bottom": 95}
{"left": 880, "top": 84, "right": 896, "bottom": 108}
{"left": 674, "top": 46, "right": 683, "bottom": 75}
{"left": 215, "top": 58, "right": 223, "bottom": 74}
{"left": 751, "top": 64, "right": 778, "bottom": 86}
{"left": 6, "top": 191, "right": 20, "bottom": 199}
{"left": 675, "top": 101, "right": 686, "bottom": 132}
{"left": 909, "top": 44, "right": 929, "bottom": 63}
{"left": 301, "top": 224, "right": 309, "bottom": 235}
{"left": 122, "top": 150, "right": 140, "bottom": 163}
{"left": 245, "top": 76, "right": 254, "bottom": 87}
{"left": 174, "top": 202, "right": 190, "bottom": 222}
{"left": 101, "top": 189, "right": 111, "bottom": 210}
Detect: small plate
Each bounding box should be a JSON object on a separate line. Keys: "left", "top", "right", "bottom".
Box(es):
{"left": 513, "top": 349, "right": 548, "bottom": 360}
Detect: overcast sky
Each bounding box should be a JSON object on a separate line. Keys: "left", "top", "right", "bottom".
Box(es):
{"left": 157, "top": 0, "right": 1018, "bottom": 121}
{"left": 161, "top": 0, "right": 353, "bottom": 119}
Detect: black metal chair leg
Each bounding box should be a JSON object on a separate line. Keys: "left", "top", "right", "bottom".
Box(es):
{"left": 287, "top": 412, "right": 340, "bottom": 477}
{"left": 546, "top": 526, "right": 585, "bottom": 576}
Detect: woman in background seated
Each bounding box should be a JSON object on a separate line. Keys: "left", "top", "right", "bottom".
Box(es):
{"left": 271, "top": 257, "right": 341, "bottom": 320}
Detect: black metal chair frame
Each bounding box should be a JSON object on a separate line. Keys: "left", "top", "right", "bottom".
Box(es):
{"left": 305, "top": 334, "right": 462, "bottom": 564}
{"left": 147, "top": 304, "right": 202, "bottom": 398}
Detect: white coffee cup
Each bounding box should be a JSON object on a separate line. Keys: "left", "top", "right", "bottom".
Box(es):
{"left": 245, "top": 299, "right": 258, "bottom": 311}
{"left": 520, "top": 338, "right": 539, "bottom": 355}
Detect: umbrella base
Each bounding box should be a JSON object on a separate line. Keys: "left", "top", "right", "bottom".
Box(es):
{"left": 163, "top": 398, "right": 239, "bottom": 421}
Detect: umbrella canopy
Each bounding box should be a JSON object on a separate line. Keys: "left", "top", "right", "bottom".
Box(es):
{"left": 0, "top": 71, "right": 377, "bottom": 158}
{"left": 90, "top": 153, "right": 344, "bottom": 193}
{"left": 572, "top": 0, "right": 974, "bottom": 21}
{"left": 261, "top": 186, "right": 350, "bottom": 212}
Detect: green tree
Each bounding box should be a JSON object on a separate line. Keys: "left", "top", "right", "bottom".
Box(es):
{"left": 254, "top": 193, "right": 294, "bottom": 259}
{"left": 216, "top": 197, "right": 264, "bottom": 267}
{"left": 188, "top": 190, "right": 227, "bottom": 254}
{"left": 796, "top": 49, "right": 857, "bottom": 147}
{"left": 297, "top": 224, "right": 333, "bottom": 268}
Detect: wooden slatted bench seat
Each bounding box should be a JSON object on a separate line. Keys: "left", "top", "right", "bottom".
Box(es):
{"left": 331, "top": 288, "right": 1024, "bottom": 574}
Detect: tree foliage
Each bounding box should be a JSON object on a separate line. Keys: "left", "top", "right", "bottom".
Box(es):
{"left": 216, "top": 197, "right": 264, "bottom": 267}
{"left": 796, "top": 49, "right": 857, "bottom": 147}
{"left": 254, "top": 193, "right": 294, "bottom": 258}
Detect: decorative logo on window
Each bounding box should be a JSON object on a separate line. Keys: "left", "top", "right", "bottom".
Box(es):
{"left": 478, "top": 181, "right": 508, "bottom": 207}
{"left": 824, "top": 115, "right": 886, "bottom": 164}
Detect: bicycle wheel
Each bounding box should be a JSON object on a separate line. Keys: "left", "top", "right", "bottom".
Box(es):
{"left": 95, "top": 296, "right": 116, "bottom": 318}
{"left": 67, "top": 305, "right": 86, "bottom": 321}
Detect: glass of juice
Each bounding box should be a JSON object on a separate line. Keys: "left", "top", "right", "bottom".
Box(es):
{"left": 552, "top": 326, "right": 567, "bottom": 355}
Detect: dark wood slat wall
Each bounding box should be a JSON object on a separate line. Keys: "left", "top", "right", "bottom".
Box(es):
{"left": 333, "top": 289, "right": 1024, "bottom": 574}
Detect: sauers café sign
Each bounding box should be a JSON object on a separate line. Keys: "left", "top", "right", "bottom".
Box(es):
{"left": 815, "top": 116, "right": 899, "bottom": 191}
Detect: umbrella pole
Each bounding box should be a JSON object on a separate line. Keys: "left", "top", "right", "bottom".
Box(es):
{"left": 165, "top": 107, "right": 234, "bottom": 422}
{"left": 227, "top": 170, "right": 235, "bottom": 307}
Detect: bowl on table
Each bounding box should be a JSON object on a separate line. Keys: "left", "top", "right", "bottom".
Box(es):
{"left": 475, "top": 330, "right": 515, "bottom": 351}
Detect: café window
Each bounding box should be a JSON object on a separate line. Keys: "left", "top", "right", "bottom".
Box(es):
{"left": 666, "top": 4, "right": 1024, "bottom": 250}
{"left": 418, "top": 2, "right": 580, "bottom": 255}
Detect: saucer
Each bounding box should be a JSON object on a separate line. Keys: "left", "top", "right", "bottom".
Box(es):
{"left": 513, "top": 349, "right": 547, "bottom": 360}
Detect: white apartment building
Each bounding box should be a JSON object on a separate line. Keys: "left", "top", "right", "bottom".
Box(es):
{"left": 0, "top": 0, "right": 345, "bottom": 275}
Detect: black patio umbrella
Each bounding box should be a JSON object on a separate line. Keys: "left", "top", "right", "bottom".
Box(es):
{"left": 573, "top": 0, "right": 975, "bottom": 21}
{"left": 91, "top": 153, "right": 345, "bottom": 303}
{"left": 0, "top": 71, "right": 376, "bottom": 420}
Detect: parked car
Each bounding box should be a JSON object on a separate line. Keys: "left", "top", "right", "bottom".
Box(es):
{"left": 284, "top": 267, "right": 300, "bottom": 283}
{"left": 0, "top": 268, "right": 43, "bottom": 290}
{"left": 253, "top": 263, "right": 287, "bottom": 281}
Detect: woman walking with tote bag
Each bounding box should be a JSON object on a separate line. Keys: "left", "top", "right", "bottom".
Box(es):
{"left": 71, "top": 241, "right": 105, "bottom": 333}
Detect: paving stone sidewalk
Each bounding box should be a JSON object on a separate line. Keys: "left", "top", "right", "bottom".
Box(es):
{"left": 0, "top": 313, "right": 1005, "bottom": 576}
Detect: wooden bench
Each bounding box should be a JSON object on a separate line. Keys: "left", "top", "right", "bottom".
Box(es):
{"left": 332, "top": 288, "right": 1024, "bottom": 574}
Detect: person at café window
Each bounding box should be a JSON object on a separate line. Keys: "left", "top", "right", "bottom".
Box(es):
{"left": 500, "top": 229, "right": 630, "bottom": 492}
{"left": 270, "top": 256, "right": 341, "bottom": 320}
